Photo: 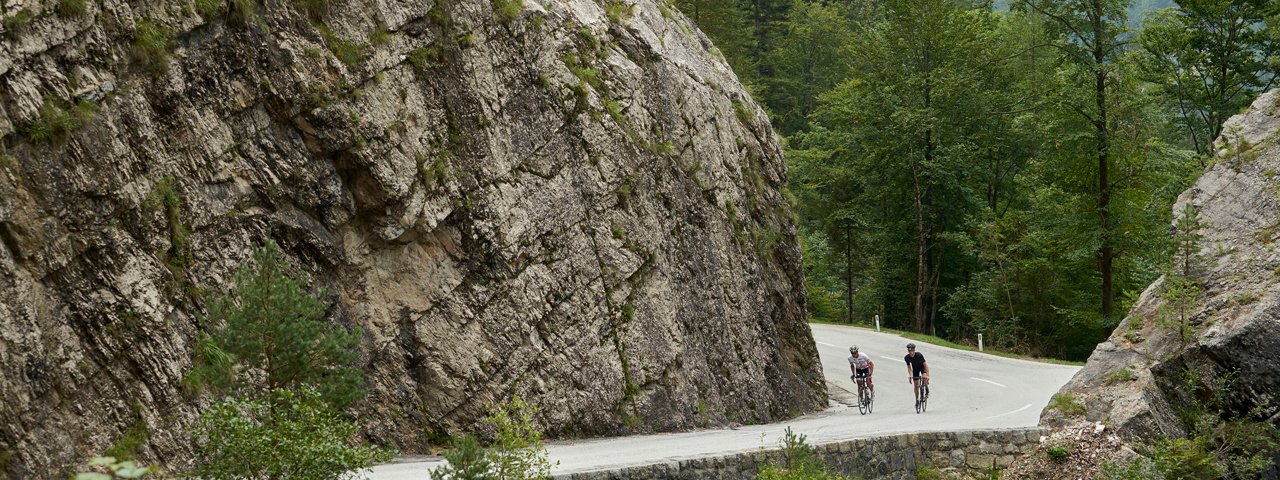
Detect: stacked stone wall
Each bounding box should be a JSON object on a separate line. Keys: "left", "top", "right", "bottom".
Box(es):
{"left": 557, "top": 428, "right": 1042, "bottom": 480}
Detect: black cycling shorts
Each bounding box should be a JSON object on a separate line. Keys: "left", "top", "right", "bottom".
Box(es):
{"left": 854, "top": 367, "right": 870, "bottom": 378}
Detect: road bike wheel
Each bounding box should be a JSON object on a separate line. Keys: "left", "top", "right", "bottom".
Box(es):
{"left": 914, "top": 380, "right": 922, "bottom": 414}
{"left": 919, "top": 384, "right": 928, "bottom": 413}
{"left": 857, "top": 382, "right": 868, "bottom": 415}
{"left": 867, "top": 388, "right": 873, "bottom": 414}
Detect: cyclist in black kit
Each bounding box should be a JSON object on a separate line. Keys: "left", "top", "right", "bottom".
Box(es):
{"left": 904, "top": 343, "right": 929, "bottom": 401}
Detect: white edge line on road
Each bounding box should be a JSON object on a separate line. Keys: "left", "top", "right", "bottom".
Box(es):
{"left": 816, "top": 341, "right": 837, "bottom": 347}
{"left": 970, "top": 377, "right": 1007, "bottom": 388}
{"left": 985, "top": 403, "right": 1033, "bottom": 420}
{"left": 879, "top": 355, "right": 898, "bottom": 362}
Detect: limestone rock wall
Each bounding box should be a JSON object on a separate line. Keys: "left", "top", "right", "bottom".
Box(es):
{"left": 0, "top": 0, "right": 825, "bottom": 476}
{"left": 1043, "top": 90, "right": 1280, "bottom": 441}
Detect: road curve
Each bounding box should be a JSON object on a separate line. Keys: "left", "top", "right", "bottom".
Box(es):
{"left": 365, "top": 323, "right": 1079, "bottom": 479}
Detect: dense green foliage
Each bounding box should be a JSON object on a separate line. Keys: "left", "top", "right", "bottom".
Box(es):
{"left": 188, "top": 241, "right": 364, "bottom": 408}
{"left": 187, "top": 241, "right": 389, "bottom": 479}
{"left": 430, "top": 435, "right": 497, "bottom": 480}
{"left": 676, "top": 0, "right": 1278, "bottom": 360}
{"left": 430, "top": 395, "right": 557, "bottom": 480}
{"left": 756, "top": 427, "right": 845, "bottom": 480}
{"left": 485, "top": 396, "right": 557, "bottom": 480}
{"left": 192, "top": 387, "right": 392, "bottom": 480}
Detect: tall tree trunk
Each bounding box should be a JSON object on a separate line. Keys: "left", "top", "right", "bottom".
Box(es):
{"left": 913, "top": 170, "right": 929, "bottom": 333}
{"left": 845, "top": 227, "right": 853, "bottom": 323}
{"left": 1092, "top": 0, "right": 1114, "bottom": 318}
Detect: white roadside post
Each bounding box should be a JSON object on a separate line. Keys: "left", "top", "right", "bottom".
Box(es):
{"left": 978, "top": 333, "right": 984, "bottom": 352}
{"left": 875, "top": 314, "right": 880, "bottom": 332}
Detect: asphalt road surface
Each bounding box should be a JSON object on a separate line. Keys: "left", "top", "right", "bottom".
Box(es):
{"left": 365, "top": 323, "right": 1080, "bottom": 479}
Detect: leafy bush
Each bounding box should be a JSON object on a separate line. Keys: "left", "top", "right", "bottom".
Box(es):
{"left": 485, "top": 395, "right": 557, "bottom": 479}
{"left": 430, "top": 435, "right": 496, "bottom": 480}
{"left": 493, "top": 0, "right": 523, "bottom": 23}
{"left": 2, "top": 9, "right": 33, "bottom": 39}
{"left": 319, "top": 25, "right": 366, "bottom": 66}
{"left": 195, "top": 0, "right": 226, "bottom": 17}
{"left": 756, "top": 427, "right": 844, "bottom": 480}
{"left": 192, "top": 386, "right": 393, "bottom": 480}
{"left": 57, "top": 0, "right": 88, "bottom": 18}
{"left": 26, "top": 98, "right": 95, "bottom": 143}
{"left": 1151, "top": 436, "right": 1224, "bottom": 479}
{"left": 1047, "top": 445, "right": 1068, "bottom": 461}
{"left": 604, "top": 0, "right": 632, "bottom": 23}
{"left": 131, "top": 20, "right": 173, "bottom": 72}
{"left": 72, "top": 456, "right": 155, "bottom": 480}
{"left": 1098, "top": 457, "right": 1161, "bottom": 480}
{"left": 1213, "top": 419, "right": 1280, "bottom": 478}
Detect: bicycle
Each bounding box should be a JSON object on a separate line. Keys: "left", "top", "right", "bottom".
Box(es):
{"left": 912, "top": 375, "right": 928, "bottom": 413}
{"left": 851, "top": 373, "right": 874, "bottom": 415}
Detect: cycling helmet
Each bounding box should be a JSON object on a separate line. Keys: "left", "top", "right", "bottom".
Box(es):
{"left": 849, "top": 346, "right": 859, "bottom": 354}
{"left": 906, "top": 343, "right": 916, "bottom": 350}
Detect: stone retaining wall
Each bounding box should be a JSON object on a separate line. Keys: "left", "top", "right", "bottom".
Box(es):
{"left": 556, "top": 428, "right": 1042, "bottom": 480}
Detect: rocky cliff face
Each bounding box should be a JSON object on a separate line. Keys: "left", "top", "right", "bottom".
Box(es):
{"left": 1011, "top": 90, "right": 1280, "bottom": 477}
{"left": 0, "top": 0, "right": 825, "bottom": 476}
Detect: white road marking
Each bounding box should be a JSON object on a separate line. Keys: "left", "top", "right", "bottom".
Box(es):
{"left": 985, "top": 403, "right": 1032, "bottom": 419}
{"left": 970, "top": 377, "right": 1007, "bottom": 388}
{"left": 879, "top": 355, "right": 899, "bottom": 361}
{"left": 816, "top": 341, "right": 837, "bottom": 347}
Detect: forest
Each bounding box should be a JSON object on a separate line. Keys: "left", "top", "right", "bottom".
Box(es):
{"left": 674, "top": 0, "right": 1280, "bottom": 360}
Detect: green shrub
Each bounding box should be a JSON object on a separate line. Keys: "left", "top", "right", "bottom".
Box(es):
{"left": 408, "top": 47, "right": 442, "bottom": 77}
{"left": 1151, "top": 436, "right": 1224, "bottom": 479}
{"left": 186, "top": 240, "right": 365, "bottom": 408}
{"left": 319, "top": 25, "right": 365, "bottom": 66}
{"left": 562, "top": 54, "right": 602, "bottom": 90}
{"left": 1047, "top": 393, "right": 1085, "bottom": 416}
{"left": 72, "top": 456, "right": 156, "bottom": 480}
{"left": 756, "top": 427, "right": 842, "bottom": 480}
{"left": 494, "top": 0, "right": 523, "bottom": 23}
{"left": 195, "top": 0, "right": 226, "bottom": 17}
{"left": 369, "top": 25, "right": 392, "bottom": 46}
{"left": 430, "top": 435, "right": 495, "bottom": 480}
{"left": 27, "top": 98, "right": 95, "bottom": 144}
{"left": 228, "top": 0, "right": 258, "bottom": 26}
{"left": 1214, "top": 419, "right": 1280, "bottom": 478}
{"left": 132, "top": 20, "right": 173, "bottom": 72}
{"left": 2, "top": 9, "right": 33, "bottom": 39}
{"left": 605, "top": 0, "right": 633, "bottom": 23}
{"left": 57, "top": 0, "right": 88, "bottom": 18}
{"left": 604, "top": 97, "right": 624, "bottom": 124}
{"left": 1047, "top": 445, "right": 1069, "bottom": 461}
{"left": 103, "top": 415, "right": 149, "bottom": 461}
{"left": 485, "top": 395, "right": 557, "bottom": 479}
{"left": 733, "top": 100, "right": 754, "bottom": 125}
{"left": 1098, "top": 457, "right": 1160, "bottom": 480}
{"left": 192, "top": 387, "right": 393, "bottom": 480}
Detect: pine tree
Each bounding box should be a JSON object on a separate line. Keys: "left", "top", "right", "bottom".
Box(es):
{"left": 187, "top": 240, "right": 364, "bottom": 409}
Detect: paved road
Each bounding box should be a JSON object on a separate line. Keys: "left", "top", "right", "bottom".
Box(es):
{"left": 365, "top": 323, "right": 1079, "bottom": 479}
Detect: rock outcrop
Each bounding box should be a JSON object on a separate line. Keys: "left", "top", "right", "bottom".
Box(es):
{"left": 1020, "top": 90, "right": 1280, "bottom": 475}
{"left": 0, "top": 0, "right": 825, "bottom": 476}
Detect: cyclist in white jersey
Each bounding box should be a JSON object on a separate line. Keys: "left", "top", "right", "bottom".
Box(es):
{"left": 847, "top": 346, "right": 875, "bottom": 394}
